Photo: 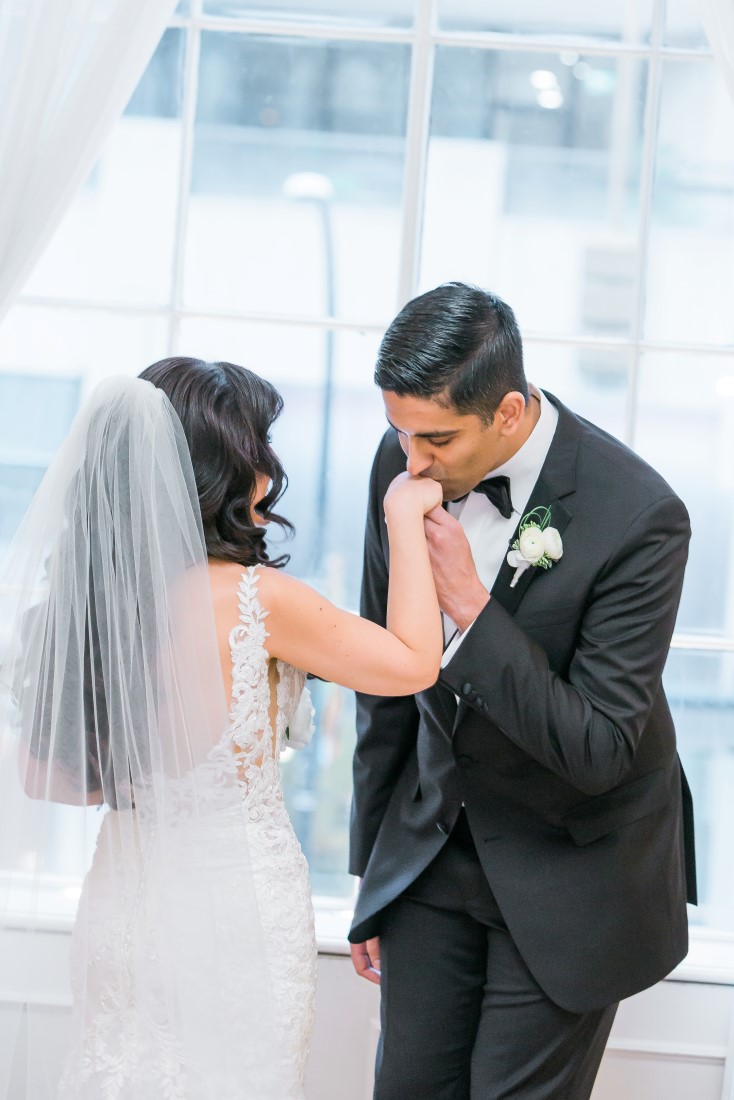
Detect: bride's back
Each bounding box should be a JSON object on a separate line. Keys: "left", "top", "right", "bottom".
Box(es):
{"left": 209, "top": 560, "right": 279, "bottom": 742}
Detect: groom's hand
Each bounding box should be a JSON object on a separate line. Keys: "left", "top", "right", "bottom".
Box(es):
{"left": 424, "top": 506, "right": 490, "bottom": 631}
{"left": 350, "top": 938, "right": 381, "bottom": 985}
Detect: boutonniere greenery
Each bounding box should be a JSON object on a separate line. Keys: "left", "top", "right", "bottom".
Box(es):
{"left": 506, "top": 506, "right": 563, "bottom": 588}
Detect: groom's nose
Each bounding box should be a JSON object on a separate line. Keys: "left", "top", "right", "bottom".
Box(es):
{"left": 405, "top": 439, "right": 433, "bottom": 477}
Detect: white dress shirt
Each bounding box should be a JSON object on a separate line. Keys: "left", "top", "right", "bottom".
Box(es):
{"left": 441, "top": 388, "right": 559, "bottom": 666}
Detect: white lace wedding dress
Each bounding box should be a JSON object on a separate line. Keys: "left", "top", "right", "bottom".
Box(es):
{"left": 58, "top": 567, "right": 317, "bottom": 1099}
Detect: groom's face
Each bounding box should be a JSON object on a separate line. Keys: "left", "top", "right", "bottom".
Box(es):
{"left": 382, "top": 390, "right": 516, "bottom": 502}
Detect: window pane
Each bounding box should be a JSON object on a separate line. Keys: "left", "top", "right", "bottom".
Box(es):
{"left": 523, "top": 342, "right": 629, "bottom": 441}
{"left": 436, "top": 0, "right": 654, "bottom": 44}
{"left": 0, "top": 374, "right": 81, "bottom": 463}
{"left": 282, "top": 680, "right": 357, "bottom": 902}
{"left": 22, "top": 30, "right": 185, "bottom": 307}
{"left": 421, "top": 48, "right": 646, "bottom": 338}
{"left": 645, "top": 61, "right": 734, "bottom": 345}
{"left": 278, "top": 327, "right": 385, "bottom": 899}
{"left": 203, "top": 0, "right": 415, "bottom": 27}
{"left": 0, "top": 305, "right": 170, "bottom": 386}
{"left": 184, "top": 34, "right": 410, "bottom": 321}
{"left": 0, "top": 304, "right": 169, "bottom": 550}
{"left": 0, "top": 464, "right": 46, "bottom": 553}
{"left": 177, "top": 316, "right": 386, "bottom": 899}
{"left": 633, "top": 351, "right": 734, "bottom": 636}
{"left": 0, "top": 374, "right": 82, "bottom": 556}
{"left": 176, "top": 317, "right": 385, "bottom": 599}
{"left": 0, "top": 791, "right": 101, "bottom": 920}
{"left": 664, "top": 0, "right": 709, "bottom": 49}
{"left": 667, "top": 648, "right": 734, "bottom": 932}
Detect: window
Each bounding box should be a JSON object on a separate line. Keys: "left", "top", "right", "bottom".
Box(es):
{"left": 0, "top": 374, "right": 81, "bottom": 557}
{"left": 1, "top": 0, "right": 732, "bottom": 951}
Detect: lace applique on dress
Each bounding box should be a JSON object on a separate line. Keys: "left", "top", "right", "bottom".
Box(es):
{"left": 228, "top": 567, "right": 317, "bottom": 1083}
{"left": 228, "top": 566, "right": 278, "bottom": 809}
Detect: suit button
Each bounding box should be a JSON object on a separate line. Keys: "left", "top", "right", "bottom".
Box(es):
{"left": 462, "top": 683, "right": 472, "bottom": 696}
{"left": 437, "top": 822, "right": 450, "bottom": 836}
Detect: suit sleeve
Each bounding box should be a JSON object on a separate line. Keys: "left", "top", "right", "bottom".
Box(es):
{"left": 349, "top": 433, "right": 420, "bottom": 878}
{"left": 440, "top": 493, "right": 690, "bottom": 797}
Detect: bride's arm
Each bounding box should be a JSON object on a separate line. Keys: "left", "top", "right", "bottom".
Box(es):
{"left": 261, "top": 474, "right": 443, "bottom": 696}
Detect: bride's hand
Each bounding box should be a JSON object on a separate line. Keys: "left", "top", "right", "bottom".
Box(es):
{"left": 384, "top": 472, "right": 443, "bottom": 517}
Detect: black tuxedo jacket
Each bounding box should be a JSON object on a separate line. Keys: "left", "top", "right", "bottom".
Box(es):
{"left": 348, "top": 391, "right": 696, "bottom": 1013}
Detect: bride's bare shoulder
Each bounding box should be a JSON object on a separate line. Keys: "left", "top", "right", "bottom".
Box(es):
{"left": 253, "top": 565, "right": 313, "bottom": 611}
{"left": 206, "top": 561, "right": 310, "bottom": 613}
{"left": 206, "top": 560, "right": 248, "bottom": 601}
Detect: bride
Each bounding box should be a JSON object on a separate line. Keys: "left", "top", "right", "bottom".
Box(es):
{"left": 0, "top": 358, "right": 442, "bottom": 1099}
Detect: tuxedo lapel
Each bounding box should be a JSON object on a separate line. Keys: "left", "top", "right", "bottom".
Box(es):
{"left": 451, "top": 393, "right": 580, "bottom": 734}
{"left": 490, "top": 393, "right": 580, "bottom": 618}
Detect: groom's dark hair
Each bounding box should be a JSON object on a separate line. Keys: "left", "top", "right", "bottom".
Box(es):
{"left": 375, "top": 283, "right": 528, "bottom": 423}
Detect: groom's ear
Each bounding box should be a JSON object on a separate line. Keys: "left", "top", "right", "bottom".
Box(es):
{"left": 495, "top": 392, "right": 526, "bottom": 436}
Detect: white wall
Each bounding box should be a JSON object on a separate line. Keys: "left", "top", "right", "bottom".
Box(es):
{"left": 307, "top": 953, "right": 734, "bottom": 1100}
{"left": 1, "top": 925, "right": 733, "bottom": 1099}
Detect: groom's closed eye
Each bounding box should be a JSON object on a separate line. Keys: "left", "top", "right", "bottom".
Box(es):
{"left": 397, "top": 434, "right": 457, "bottom": 450}
{"left": 387, "top": 418, "right": 458, "bottom": 446}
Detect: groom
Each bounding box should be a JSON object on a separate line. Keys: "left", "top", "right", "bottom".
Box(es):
{"left": 348, "top": 283, "right": 696, "bottom": 1098}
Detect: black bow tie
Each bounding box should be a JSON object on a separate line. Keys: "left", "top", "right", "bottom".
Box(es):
{"left": 452, "top": 475, "right": 513, "bottom": 519}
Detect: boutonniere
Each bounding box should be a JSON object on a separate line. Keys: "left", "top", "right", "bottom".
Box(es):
{"left": 506, "top": 506, "right": 563, "bottom": 588}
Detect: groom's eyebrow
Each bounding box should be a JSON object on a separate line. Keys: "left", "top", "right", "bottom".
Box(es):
{"left": 385, "top": 417, "right": 459, "bottom": 439}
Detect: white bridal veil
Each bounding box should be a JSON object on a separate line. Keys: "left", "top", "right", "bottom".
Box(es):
{"left": 0, "top": 377, "right": 299, "bottom": 1098}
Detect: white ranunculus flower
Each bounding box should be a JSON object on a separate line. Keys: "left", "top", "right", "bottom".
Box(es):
{"left": 518, "top": 526, "right": 545, "bottom": 563}
{"left": 541, "top": 526, "right": 563, "bottom": 561}
{"left": 506, "top": 549, "right": 523, "bottom": 568}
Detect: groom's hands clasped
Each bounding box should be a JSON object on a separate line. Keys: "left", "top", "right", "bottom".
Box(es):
{"left": 423, "top": 506, "right": 490, "bottom": 632}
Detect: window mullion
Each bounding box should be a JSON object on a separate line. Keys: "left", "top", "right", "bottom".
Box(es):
{"left": 168, "top": 18, "right": 202, "bottom": 354}
{"left": 623, "top": 0, "right": 666, "bottom": 449}
{"left": 395, "top": 0, "right": 435, "bottom": 310}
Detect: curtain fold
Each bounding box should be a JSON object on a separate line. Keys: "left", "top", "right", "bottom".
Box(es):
{"left": 699, "top": 0, "right": 734, "bottom": 102}
{"left": 0, "top": 0, "right": 178, "bottom": 322}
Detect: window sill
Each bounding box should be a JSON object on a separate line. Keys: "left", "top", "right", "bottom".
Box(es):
{"left": 313, "top": 908, "right": 734, "bottom": 984}
{"left": 4, "top": 899, "right": 734, "bottom": 982}
{"left": 668, "top": 928, "right": 734, "bottom": 985}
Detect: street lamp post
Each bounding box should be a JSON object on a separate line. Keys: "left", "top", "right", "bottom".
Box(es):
{"left": 281, "top": 172, "right": 337, "bottom": 872}
{"left": 282, "top": 172, "right": 336, "bottom": 577}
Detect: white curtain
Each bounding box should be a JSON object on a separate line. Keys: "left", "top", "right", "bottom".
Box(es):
{"left": 699, "top": 0, "right": 734, "bottom": 102}
{"left": 0, "top": 0, "right": 178, "bottom": 322}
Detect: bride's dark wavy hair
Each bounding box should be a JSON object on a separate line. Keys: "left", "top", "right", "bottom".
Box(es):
{"left": 139, "top": 357, "right": 293, "bottom": 567}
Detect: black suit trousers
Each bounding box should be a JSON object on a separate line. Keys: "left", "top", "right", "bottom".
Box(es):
{"left": 374, "top": 813, "right": 618, "bottom": 1100}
